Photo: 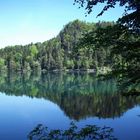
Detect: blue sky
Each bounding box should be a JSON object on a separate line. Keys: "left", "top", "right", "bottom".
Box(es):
{"left": 0, "top": 0, "right": 125, "bottom": 48}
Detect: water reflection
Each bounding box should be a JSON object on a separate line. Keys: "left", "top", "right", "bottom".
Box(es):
{"left": 0, "top": 72, "right": 140, "bottom": 120}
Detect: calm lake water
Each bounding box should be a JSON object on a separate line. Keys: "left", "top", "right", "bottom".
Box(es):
{"left": 0, "top": 72, "right": 140, "bottom": 140}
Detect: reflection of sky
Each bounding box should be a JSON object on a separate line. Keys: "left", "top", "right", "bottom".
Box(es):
{"left": 0, "top": 93, "right": 140, "bottom": 140}
{"left": 0, "top": 93, "right": 71, "bottom": 140}
{"left": 76, "top": 106, "right": 140, "bottom": 140}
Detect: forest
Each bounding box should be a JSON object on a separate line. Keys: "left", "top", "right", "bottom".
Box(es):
{"left": 0, "top": 19, "right": 139, "bottom": 94}
{"left": 0, "top": 20, "right": 116, "bottom": 73}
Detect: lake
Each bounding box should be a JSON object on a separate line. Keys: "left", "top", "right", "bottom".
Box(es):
{"left": 0, "top": 72, "right": 140, "bottom": 140}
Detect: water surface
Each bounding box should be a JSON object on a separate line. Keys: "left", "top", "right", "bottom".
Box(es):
{"left": 0, "top": 72, "right": 140, "bottom": 140}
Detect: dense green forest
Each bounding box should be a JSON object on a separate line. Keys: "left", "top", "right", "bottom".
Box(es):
{"left": 73, "top": 0, "right": 140, "bottom": 94}
{"left": 0, "top": 19, "right": 139, "bottom": 94}
{"left": 0, "top": 20, "right": 115, "bottom": 73}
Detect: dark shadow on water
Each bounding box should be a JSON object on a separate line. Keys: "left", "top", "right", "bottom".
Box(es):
{"left": 0, "top": 71, "right": 140, "bottom": 120}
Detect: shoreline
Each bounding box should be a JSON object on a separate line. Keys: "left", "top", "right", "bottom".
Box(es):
{"left": 0, "top": 67, "right": 112, "bottom": 74}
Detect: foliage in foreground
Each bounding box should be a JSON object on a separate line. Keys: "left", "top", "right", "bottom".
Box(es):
{"left": 78, "top": 23, "right": 140, "bottom": 94}
{"left": 74, "top": 0, "right": 140, "bottom": 94}
{"left": 28, "top": 122, "right": 117, "bottom": 140}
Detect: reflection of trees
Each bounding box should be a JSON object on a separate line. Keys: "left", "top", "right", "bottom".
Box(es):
{"left": 0, "top": 72, "right": 140, "bottom": 120}
{"left": 60, "top": 93, "right": 140, "bottom": 120}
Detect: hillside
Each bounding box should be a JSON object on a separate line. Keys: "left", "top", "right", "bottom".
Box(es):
{"left": 0, "top": 20, "right": 114, "bottom": 72}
